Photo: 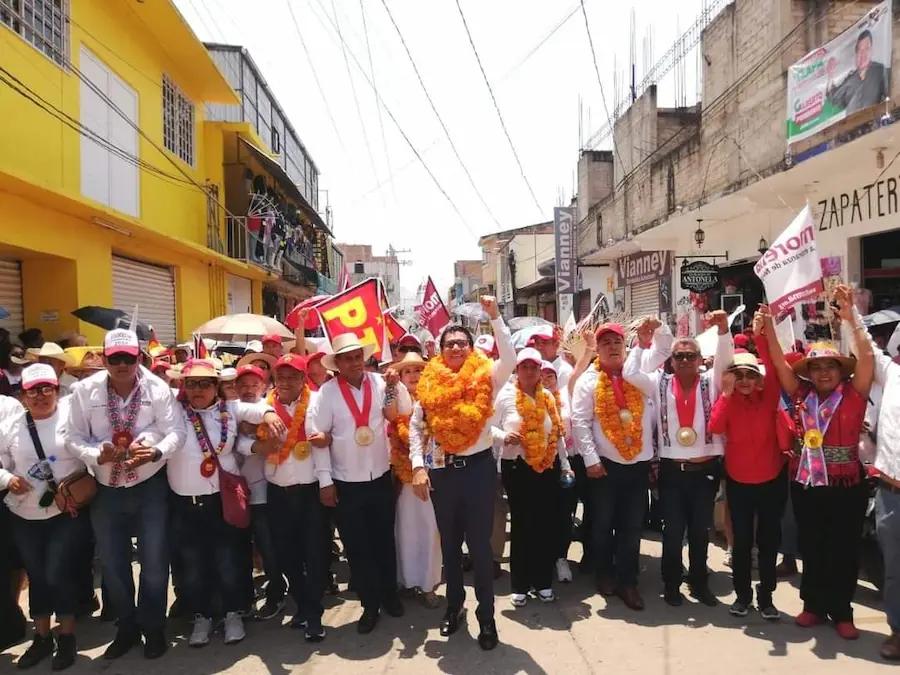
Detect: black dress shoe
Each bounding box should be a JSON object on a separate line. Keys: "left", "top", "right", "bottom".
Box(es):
{"left": 143, "top": 629, "right": 167, "bottom": 659}
{"left": 17, "top": 633, "right": 54, "bottom": 670}
{"left": 103, "top": 627, "right": 141, "bottom": 660}
{"left": 357, "top": 609, "right": 380, "bottom": 634}
{"left": 440, "top": 607, "right": 466, "bottom": 637}
{"left": 477, "top": 620, "right": 498, "bottom": 650}
{"left": 51, "top": 634, "right": 76, "bottom": 671}
{"left": 383, "top": 597, "right": 405, "bottom": 618}
{"left": 689, "top": 584, "right": 719, "bottom": 608}
{"left": 663, "top": 587, "right": 684, "bottom": 607}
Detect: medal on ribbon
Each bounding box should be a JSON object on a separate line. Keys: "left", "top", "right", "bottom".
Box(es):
{"left": 337, "top": 376, "right": 375, "bottom": 448}
{"left": 672, "top": 376, "right": 699, "bottom": 447}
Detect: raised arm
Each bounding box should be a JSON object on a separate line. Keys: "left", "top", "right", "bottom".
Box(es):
{"left": 290, "top": 309, "right": 309, "bottom": 355}
{"left": 568, "top": 329, "right": 597, "bottom": 399}
{"left": 485, "top": 296, "right": 516, "bottom": 389}
{"left": 760, "top": 304, "right": 800, "bottom": 397}
{"left": 834, "top": 285, "right": 874, "bottom": 398}
{"left": 639, "top": 321, "right": 673, "bottom": 373}
{"left": 709, "top": 310, "right": 735, "bottom": 394}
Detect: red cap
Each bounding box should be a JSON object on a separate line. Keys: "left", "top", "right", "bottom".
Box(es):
{"left": 595, "top": 323, "right": 625, "bottom": 340}
{"left": 784, "top": 351, "right": 805, "bottom": 367}
{"left": 236, "top": 365, "right": 266, "bottom": 381}
{"left": 274, "top": 353, "right": 307, "bottom": 373}
{"left": 734, "top": 334, "right": 750, "bottom": 348}
{"left": 261, "top": 334, "right": 282, "bottom": 345}
{"left": 398, "top": 333, "right": 422, "bottom": 348}
{"left": 307, "top": 351, "right": 327, "bottom": 364}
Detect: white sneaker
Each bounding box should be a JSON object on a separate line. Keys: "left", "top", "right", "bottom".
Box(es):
{"left": 189, "top": 614, "right": 212, "bottom": 647}
{"left": 538, "top": 588, "right": 556, "bottom": 603}
{"left": 556, "top": 558, "right": 573, "bottom": 583}
{"left": 223, "top": 612, "right": 245, "bottom": 644}
{"left": 510, "top": 593, "right": 527, "bottom": 607}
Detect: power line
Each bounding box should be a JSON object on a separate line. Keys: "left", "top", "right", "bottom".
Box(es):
{"left": 184, "top": 0, "right": 219, "bottom": 40}
{"left": 305, "top": 0, "right": 478, "bottom": 238}
{"left": 578, "top": 0, "right": 626, "bottom": 179}
{"left": 380, "top": 0, "right": 502, "bottom": 229}
{"left": 330, "top": 0, "right": 383, "bottom": 204}
{"left": 453, "top": 0, "right": 543, "bottom": 216}
{"left": 359, "top": 0, "right": 396, "bottom": 202}
{"left": 283, "top": 0, "right": 347, "bottom": 155}
{"left": 497, "top": 1, "right": 581, "bottom": 83}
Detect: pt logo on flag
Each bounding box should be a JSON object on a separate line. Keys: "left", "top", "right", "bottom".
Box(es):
{"left": 754, "top": 205, "right": 824, "bottom": 316}
{"left": 316, "top": 279, "right": 389, "bottom": 361}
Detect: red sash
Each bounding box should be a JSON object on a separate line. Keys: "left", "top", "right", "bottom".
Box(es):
{"left": 673, "top": 376, "right": 698, "bottom": 428}
{"left": 337, "top": 376, "right": 372, "bottom": 430}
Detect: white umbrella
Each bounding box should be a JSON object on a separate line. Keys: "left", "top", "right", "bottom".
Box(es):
{"left": 862, "top": 306, "right": 900, "bottom": 327}
{"left": 193, "top": 313, "right": 294, "bottom": 340}
{"left": 508, "top": 316, "right": 551, "bottom": 331}
{"left": 511, "top": 325, "right": 549, "bottom": 350}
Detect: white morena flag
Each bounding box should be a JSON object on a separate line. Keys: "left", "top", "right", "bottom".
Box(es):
{"left": 754, "top": 205, "right": 824, "bottom": 317}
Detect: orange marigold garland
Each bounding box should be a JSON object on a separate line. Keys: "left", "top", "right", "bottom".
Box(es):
{"left": 388, "top": 414, "right": 414, "bottom": 484}
{"left": 417, "top": 351, "right": 494, "bottom": 454}
{"left": 516, "top": 384, "right": 562, "bottom": 473}
{"left": 257, "top": 387, "right": 311, "bottom": 465}
{"left": 593, "top": 362, "right": 644, "bottom": 461}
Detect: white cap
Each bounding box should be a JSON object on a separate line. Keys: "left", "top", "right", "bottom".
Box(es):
{"left": 21, "top": 363, "right": 58, "bottom": 390}
{"left": 219, "top": 367, "right": 238, "bottom": 382}
{"left": 104, "top": 329, "right": 140, "bottom": 357}
{"left": 530, "top": 325, "right": 554, "bottom": 341}
{"left": 540, "top": 360, "right": 559, "bottom": 376}
{"left": 474, "top": 334, "right": 495, "bottom": 353}
{"left": 516, "top": 347, "right": 542, "bottom": 367}
{"left": 245, "top": 340, "right": 263, "bottom": 354}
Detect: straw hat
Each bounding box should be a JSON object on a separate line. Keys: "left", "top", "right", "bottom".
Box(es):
{"left": 65, "top": 346, "right": 104, "bottom": 374}
{"left": 322, "top": 334, "right": 376, "bottom": 372}
{"left": 237, "top": 351, "right": 277, "bottom": 370}
{"left": 395, "top": 351, "right": 426, "bottom": 374}
{"left": 726, "top": 352, "right": 766, "bottom": 377}
{"left": 791, "top": 341, "right": 856, "bottom": 379}
{"left": 18, "top": 343, "right": 75, "bottom": 367}
{"left": 167, "top": 359, "right": 220, "bottom": 381}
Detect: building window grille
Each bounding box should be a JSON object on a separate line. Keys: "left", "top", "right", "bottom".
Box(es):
{"left": 0, "top": 0, "right": 69, "bottom": 66}
{"left": 163, "top": 74, "right": 194, "bottom": 166}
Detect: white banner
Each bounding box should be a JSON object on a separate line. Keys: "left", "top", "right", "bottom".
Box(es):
{"left": 754, "top": 205, "right": 824, "bottom": 317}
{"left": 786, "top": 1, "right": 892, "bottom": 143}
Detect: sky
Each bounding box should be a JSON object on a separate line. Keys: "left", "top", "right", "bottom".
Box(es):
{"left": 175, "top": 0, "right": 711, "bottom": 303}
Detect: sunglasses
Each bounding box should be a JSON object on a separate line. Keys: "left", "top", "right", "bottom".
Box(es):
{"left": 733, "top": 370, "right": 760, "bottom": 381}
{"left": 398, "top": 345, "right": 421, "bottom": 353}
{"left": 184, "top": 379, "right": 217, "bottom": 390}
{"left": 23, "top": 385, "right": 57, "bottom": 398}
{"left": 672, "top": 352, "right": 700, "bottom": 362}
{"left": 443, "top": 339, "right": 470, "bottom": 350}
{"left": 107, "top": 353, "right": 138, "bottom": 366}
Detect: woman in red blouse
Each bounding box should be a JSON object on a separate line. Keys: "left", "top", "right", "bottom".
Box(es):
{"left": 763, "top": 286, "right": 874, "bottom": 640}
{"left": 709, "top": 311, "right": 787, "bottom": 620}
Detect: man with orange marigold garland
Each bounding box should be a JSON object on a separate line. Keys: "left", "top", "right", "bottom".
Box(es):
{"left": 624, "top": 310, "right": 732, "bottom": 609}
{"left": 571, "top": 318, "right": 672, "bottom": 611}
{"left": 409, "top": 296, "right": 515, "bottom": 651}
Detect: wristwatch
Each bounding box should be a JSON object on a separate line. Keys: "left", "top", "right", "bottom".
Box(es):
{"left": 151, "top": 448, "right": 163, "bottom": 462}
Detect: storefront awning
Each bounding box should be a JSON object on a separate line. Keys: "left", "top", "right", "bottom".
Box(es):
{"left": 238, "top": 138, "right": 332, "bottom": 236}
{"left": 516, "top": 276, "right": 555, "bottom": 297}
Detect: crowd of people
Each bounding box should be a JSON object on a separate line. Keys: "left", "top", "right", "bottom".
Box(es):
{"left": 0, "top": 286, "right": 898, "bottom": 670}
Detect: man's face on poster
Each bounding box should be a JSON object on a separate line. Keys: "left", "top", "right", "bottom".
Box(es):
{"left": 856, "top": 34, "right": 873, "bottom": 73}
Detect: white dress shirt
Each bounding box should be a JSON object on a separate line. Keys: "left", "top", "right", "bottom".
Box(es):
{"left": 553, "top": 356, "right": 574, "bottom": 393}
{"left": 0, "top": 395, "right": 24, "bottom": 436}
{"left": 846, "top": 313, "right": 900, "bottom": 481}
{"left": 409, "top": 317, "right": 516, "bottom": 469}
{"left": 490, "top": 382, "right": 570, "bottom": 471}
{"left": 66, "top": 367, "right": 185, "bottom": 487}
{"left": 168, "top": 399, "right": 270, "bottom": 497}
{"left": 307, "top": 373, "right": 393, "bottom": 484}
{"left": 571, "top": 334, "right": 667, "bottom": 467}
{"left": 624, "top": 331, "right": 732, "bottom": 460}
{"left": 0, "top": 398, "right": 86, "bottom": 520}
{"left": 238, "top": 390, "right": 333, "bottom": 489}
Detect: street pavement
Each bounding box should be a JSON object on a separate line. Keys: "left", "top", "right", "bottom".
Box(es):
{"left": 2, "top": 535, "right": 894, "bottom": 674}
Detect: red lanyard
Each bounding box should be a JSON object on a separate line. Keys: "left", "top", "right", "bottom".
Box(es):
{"left": 601, "top": 368, "right": 627, "bottom": 408}
{"left": 672, "top": 376, "right": 698, "bottom": 428}
{"left": 272, "top": 394, "right": 306, "bottom": 440}
{"left": 337, "top": 376, "right": 372, "bottom": 430}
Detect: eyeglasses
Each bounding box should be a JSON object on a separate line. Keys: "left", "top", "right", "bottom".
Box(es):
{"left": 184, "top": 379, "right": 217, "bottom": 390}
{"left": 672, "top": 352, "right": 700, "bottom": 362}
{"left": 107, "top": 353, "right": 138, "bottom": 366}
{"left": 398, "top": 345, "right": 421, "bottom": 354}
{"left": 23, "top": 385, "right": 57, "bottom": 398}
{"left": 443, "top": 339, "right": 470, "bottom": 351}
{"left": 733, "top": 370, "right": 760, "bottom": 381}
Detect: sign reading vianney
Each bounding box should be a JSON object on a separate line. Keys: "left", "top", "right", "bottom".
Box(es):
{"left": 554, "top": 206, "right": 576, "bottom": 325}
{"left": 786, "top": 1, "right": 891, "bottom": 143}
{"left": 616, "top": 250, "right": 670, "bottom": 286}
{"left": 680, "top": 260, "right": 720, "bottom": 292}
{"left": 754, "top": 205, "right": 824, "bottom": 316}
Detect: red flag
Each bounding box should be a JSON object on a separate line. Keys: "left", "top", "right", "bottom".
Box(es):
{"left": 418, "top": 276, "right": 451, "bottom": 337}
{"left": 192, "top": 333, "right": 208, "bottom": 359}
{"left": 146, "top": 327, "right": 166, "bottom": 357}
{"left": 316, "top": 279, "right": 388, "bottom": 361}
{"left": 385, "top": 311, "right": 407, "bottom": 343}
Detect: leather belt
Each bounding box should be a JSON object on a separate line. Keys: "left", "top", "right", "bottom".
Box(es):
{"left": 661, "top": 457, "right": 720, "bottom": 473}
{"left": 444, "top": 448, "right": 492, "bottom": 470}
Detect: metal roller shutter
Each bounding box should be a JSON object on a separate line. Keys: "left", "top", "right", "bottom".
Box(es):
{"left": 112, "top": 257, "right": 176, "bottom": 343}
{"left": 629, "top": 280, "right": 659, "bottom": 318}
{"left": 0, "top": 260, "right": 24, "bottom": 339}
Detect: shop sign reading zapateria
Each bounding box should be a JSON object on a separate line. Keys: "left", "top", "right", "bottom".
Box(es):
{"left": 616, "top": 250, "right": 670, "bottom": 286}
{"left": 680, "top": 260, "right": 719, "bottom": 292}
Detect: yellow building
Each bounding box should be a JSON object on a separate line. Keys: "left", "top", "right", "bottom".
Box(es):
{"left": 0, "top": 1, "right": 331, "bottom": 345}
